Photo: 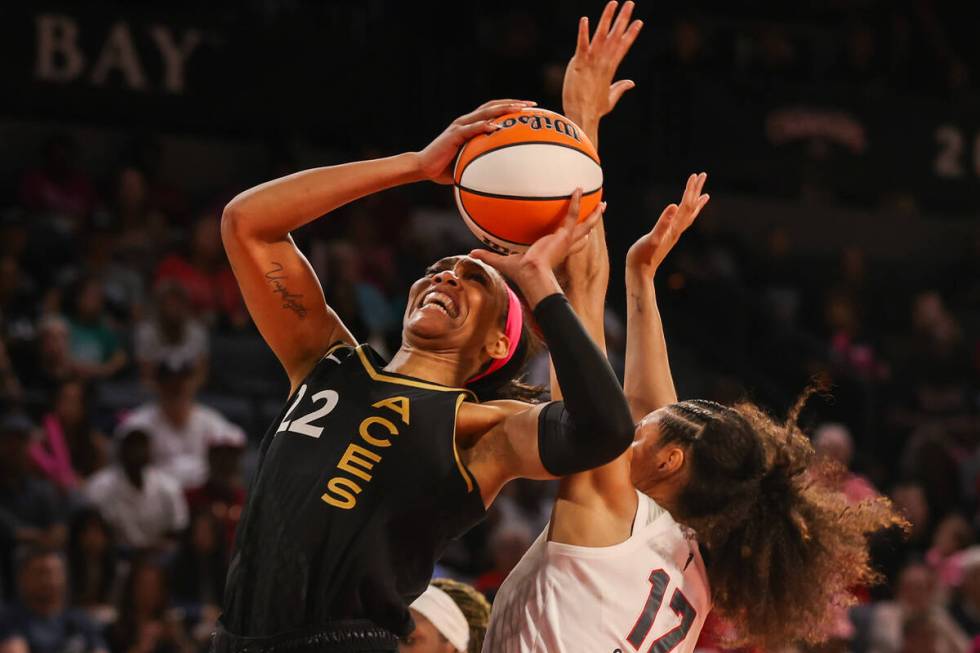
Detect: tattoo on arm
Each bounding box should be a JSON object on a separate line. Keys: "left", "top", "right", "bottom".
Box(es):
{"left": 265, "top": 261, "right": 309, "bottom": 318}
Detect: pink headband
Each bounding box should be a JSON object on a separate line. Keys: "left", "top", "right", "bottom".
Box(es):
{"left": 467, "top": 286, "right": 523, "bottom": 384}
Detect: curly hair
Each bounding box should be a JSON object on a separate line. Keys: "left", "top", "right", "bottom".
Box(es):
{"left": 655, "top": 392, "right": 908, "bottom": 649}
{"left": 431, "top": 578, "right": 491, "bottom": 653}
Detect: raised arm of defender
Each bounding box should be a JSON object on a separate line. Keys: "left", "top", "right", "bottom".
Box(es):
{"left": 624, "top": 173, "right": 709, "bottom": 418}
{"left": 221, "top": 100, "right": 535, "bottom": 391}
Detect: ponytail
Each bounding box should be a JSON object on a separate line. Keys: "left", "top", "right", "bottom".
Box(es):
{"left": 659, "top": 394, "right": 907, "bottom": 649}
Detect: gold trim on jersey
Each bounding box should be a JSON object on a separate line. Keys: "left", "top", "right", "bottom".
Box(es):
{"left": 450, "top": 393, "right": 476, "bottom": 493}
{"left": 354, "top": 345, "right": 477, "bottom": 400}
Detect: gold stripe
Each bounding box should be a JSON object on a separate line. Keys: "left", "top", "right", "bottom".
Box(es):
{"left": 354, "top": 346, "right": 477, "bottom": 399}
{"left": 323, "top": 341, "right": 350, "bottom": 359}
{"left": 450, "top": 393, "right": 475, "bottom": 493}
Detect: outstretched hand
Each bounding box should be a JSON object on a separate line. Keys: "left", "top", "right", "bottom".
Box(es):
{"left": 470, "top": 190, "right": 606, "bottom": 305}
{"left": 416, "top": 99, "right": 536, "bottom": 184}
{"left": 563, "top": 1, "right": 643, "bottom": 130}
{"left": 627, "top": 172, "right": 709, "bottom": 274}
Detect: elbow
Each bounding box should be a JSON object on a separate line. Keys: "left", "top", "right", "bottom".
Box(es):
{"left": 220, "top": 200, "right": 248, "bottom": 244}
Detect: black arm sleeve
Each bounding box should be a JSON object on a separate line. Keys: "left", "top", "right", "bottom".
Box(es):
{"left": 533, "top": 293, "right": 635, "bottom": 476}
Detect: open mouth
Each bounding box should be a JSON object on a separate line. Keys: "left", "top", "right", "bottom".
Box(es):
{"left": 417, "top": 290, "right": 460, "bottom": 319}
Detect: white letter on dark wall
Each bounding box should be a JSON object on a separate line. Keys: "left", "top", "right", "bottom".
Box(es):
{"left": 35, "top": 14, "right": 86, "bottom": 82}
{"left": 149, "top": 26, "right": 203, "bottom": 94}
{"left": 90, "top": 22, "right": 147, "bottom": 90}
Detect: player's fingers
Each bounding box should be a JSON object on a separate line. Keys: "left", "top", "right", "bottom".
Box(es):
{"left": 695, "top": 172, "right": 708, "bottom": 196}
{"left": 696, "top": 194, "right": 710, "bottom": 214}
{"left": 614, "top": 20, "right": 643, "bottom": 60}
{"left": 608, "top": 80, "right": 636, "bottom": 110}
{"left": 475, "top": 99, "right": 536, "bottom": 111}
{"left": 560, "top": 189, "right": 584, "bottom": 233}
{"left": 572, "top": 202, "right": 606, "bottom": 241}
{"left": 610, "top": 1, "right": 635, "bottom": 38}
{"left": 569, "top": 233, "right": 591, "bottom": 256}
{"left": 457, "top": 101, "right": 535, "bottom": 125}
{"left": 592, "top": 1, "right": 618, "bottom": 45}
{"left": 577, "top": 16, "right": 590, "bottom": 53}
{"left": 456, "top": 120, "right": 499, "bottom": 140}
{"left": 468, "top": 248, "right": 510, "bottom": 271}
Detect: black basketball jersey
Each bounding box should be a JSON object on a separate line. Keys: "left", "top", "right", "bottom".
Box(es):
{"left": 220, "top": 343, "right": 485, "bottom": 638}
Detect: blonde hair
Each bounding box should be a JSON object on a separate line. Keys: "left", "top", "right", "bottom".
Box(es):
{"left": 431, "top": 578, "right": 491, "bottom": 653}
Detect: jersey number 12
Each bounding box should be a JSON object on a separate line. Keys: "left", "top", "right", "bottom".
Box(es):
{"left": 625, "top": 569, "right": 696, "bottom": 653}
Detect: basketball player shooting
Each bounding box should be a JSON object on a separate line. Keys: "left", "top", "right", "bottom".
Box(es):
{"left": 485, "top": 4, "right": 908, "bottom": 651}
{"left": 213, "top": 72, "right": 639, "bottom": 653}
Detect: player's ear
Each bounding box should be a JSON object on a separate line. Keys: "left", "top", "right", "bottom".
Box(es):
{"left": 654, "top": 445, "right": 686, "bottom": 477}
{"left": 485, "top": 331, "right": 510, "bottom": 361}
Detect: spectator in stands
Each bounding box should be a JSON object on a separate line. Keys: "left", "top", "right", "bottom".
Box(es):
{"left": 900, "top": 613, "right": 946, "bottom": 653}
{"left": 951, "top": 548, "right": 980, "bottom": 637}
{"left": 135, "top": 281, "right": 208, "bottom": 390}
{"left": 19, "top": 132, "right": 98, "bottom": 230}
{"left": 0, "top": 338, "right": 22, "bottom": 405}
{"left": 473, "top": 521, "right": 533, "bottom": 602}
{"left": 120, "top": 360, "right": 245, "bottom": 489}
{"left": 32, "top": 379, "right": 109, "bottom": 491}
{"left": 67, "top": 508, "right": 120, "bottom": 627}
{"left": 0, "top": 412, "right": 66, "bottom": 600}
{"left": 0, "top": 547, "right": 107, "bottom": 653}
{"left": 72, "top": 227, "right": 146, "bottom": 324}
{"left": 18, "top": 316, "right": 76, "bottom": 401}
{"left": 184, "top": 429, "right": 246, "bottom": 552}
{"left": 170, "top": 511, "right": 226, "bottom": 648}
{"left": 0, "top": 254, "right": 39, "bottom": 340}
{"left": 868, "top": 562, "right": 967, "bottom": 653}
{"left": 155, "top": 213, "right": 245, "bottom": 329}
{"left": 813, "top": 422, "right": 878, "bottom": 503}
{"left": 83, "top": 426, "right": 188, "bottom": 550}
{"left": 67, "top": 275, "right": 127, "bottom": 381}
{"left": 927, "top": 515, "right": 975, "bottom": 593}
{"left": 110, "top": 166, "right": 169, "bottom": 274}
{"left": 892, "top": 482, "right": 933, "bottom": 556}
{"left": 107, "top": 555, "right": 192, "bottom": 653}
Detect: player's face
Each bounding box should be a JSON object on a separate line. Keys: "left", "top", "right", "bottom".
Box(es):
{"left": 399, "top": 611, "right": 458, "bottom": 653}
{"left": 629, "top": 408, "right": 687, "bottom": 494}
{"left": 403, "top": 255, "right": 508, "bottom": 358}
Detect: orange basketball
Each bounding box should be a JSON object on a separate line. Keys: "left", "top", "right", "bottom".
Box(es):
{"left": 453, "top": 109, "right": 602, "bottom": 254}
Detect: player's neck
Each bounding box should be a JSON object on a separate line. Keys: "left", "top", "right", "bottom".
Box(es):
{"left": 386, "top": 345, "right": 468, "bottom": 388}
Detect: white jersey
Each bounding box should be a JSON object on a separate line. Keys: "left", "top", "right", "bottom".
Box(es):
{"left": 484, "top": 491, "right": 710, "bottom": 653}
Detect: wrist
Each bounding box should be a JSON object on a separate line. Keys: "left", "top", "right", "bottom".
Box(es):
{"left": 400, "top": 151, "right": 432, "bottom": 184}
{"left": 514, "top": 261, "right": 562, "bottom": 308}
{"left": 625, "top": 263, "right": 656, "bottom": 286}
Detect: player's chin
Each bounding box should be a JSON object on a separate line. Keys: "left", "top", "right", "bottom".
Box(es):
{"left": 404, "top": 309, "right": 459, "bottom": 340}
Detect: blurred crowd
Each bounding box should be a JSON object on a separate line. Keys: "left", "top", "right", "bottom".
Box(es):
{"left": 0, "top": 118, "right": 977, "bottom": 653}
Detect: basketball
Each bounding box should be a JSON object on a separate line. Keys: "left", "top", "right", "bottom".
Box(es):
{"left": 453, "top": 108, "right": 603, "bottom": 254}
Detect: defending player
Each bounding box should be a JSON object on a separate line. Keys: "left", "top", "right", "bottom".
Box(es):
{"left": 213, "top": 69, "right": 637, "bottom": 653}
{"left": 484, "top": 5, "right": 906, "bottom": 650}
{"left": 485, "top": 170, "right": 907, "bottom": 650}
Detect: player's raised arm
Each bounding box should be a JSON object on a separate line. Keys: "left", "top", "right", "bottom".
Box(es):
{"left": 545, "top": 0, "right": 644, "bottom": 546}
{"left": 220, "top": 100, "right": 535, "bottom": 391}
{"left": 624, "top": 173, "right": 709, "bottom": 418}
{"left": 463, "top": 194, "right": 635, "bottom": 506}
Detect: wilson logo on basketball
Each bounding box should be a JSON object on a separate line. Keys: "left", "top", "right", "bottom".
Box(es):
{"left": 495, "top": 113, "right": 582, "bottom": 142}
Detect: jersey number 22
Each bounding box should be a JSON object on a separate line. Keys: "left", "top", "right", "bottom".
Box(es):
{"left": 276, "top": 384, "right": 339, "bottom": 438}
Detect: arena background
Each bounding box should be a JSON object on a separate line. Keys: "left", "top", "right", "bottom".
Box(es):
{"left": 0, "top": 1, "right": 977, "bottom": 652}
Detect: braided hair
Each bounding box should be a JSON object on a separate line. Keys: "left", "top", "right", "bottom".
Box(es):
{"left": 431, "top": 578, "right": 491, "bottom": 653}
{"left": 652, "top": 393, "right": 906, "bottom": 649}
